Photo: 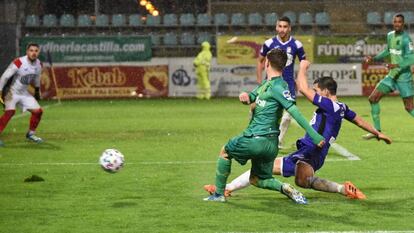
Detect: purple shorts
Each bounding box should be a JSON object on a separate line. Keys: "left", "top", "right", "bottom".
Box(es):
{"left": 281, "top": 140, "right": 326, "bottom": 177}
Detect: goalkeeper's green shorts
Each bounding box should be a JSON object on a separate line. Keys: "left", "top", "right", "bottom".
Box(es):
{"left": 224, "top": 134, "right": 278, "bottom": 180}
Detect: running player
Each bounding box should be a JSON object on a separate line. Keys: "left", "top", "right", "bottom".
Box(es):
{"left": 0, "top": 43, "right": 44, "bottom": 145}
{"left": 364, "top": 13, "right": 414, "bottom": 139}
{"left": 203, "top": 49, "right": 324, "bottom": 204}
{"left": 205, "top": 60, "right": 392, "bottom": 200}
{"left": 257, "top": 16, "right": 306, "bottom": 148}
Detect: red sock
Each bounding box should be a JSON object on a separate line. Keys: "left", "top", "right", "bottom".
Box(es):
{"left": 0, "top": 110, "right": 15, "bottom": 133}
{"left": 29, "top": 108, "right": 43, "bottom": 132}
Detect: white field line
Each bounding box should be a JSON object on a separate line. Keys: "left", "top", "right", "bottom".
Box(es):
{"left": 0, "top": 158, "right": 352, "bottom": 166}
{"left": 13, "top": 101, "right": 62, "bottom": 119}
{"left": 219, "top": 231, "right": 414, "bottom": 233}
{"left": 292, "top": 120, "right": 361, "bottom": 161}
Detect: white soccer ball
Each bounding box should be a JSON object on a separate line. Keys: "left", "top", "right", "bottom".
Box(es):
{"left": 99, "top": 149, "right": 125, "bottom": 173}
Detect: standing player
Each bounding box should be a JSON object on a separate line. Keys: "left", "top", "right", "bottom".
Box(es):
{"left": 203, "top": 48, "right": 324, "bottom": 204}
{"left": 205, "top": 60, "right": 392, "bottom": 200}
{"left": 0, "top": 43, "right": 44, "bottom": 145}
{"left": 257, "top": 16, "right": 306, "bottom": 148}
{"left": 364, "top": 13, "right": 414, "bottom": 139}
{"left": 193, "top": 41, "right": 212, "bottom": 100}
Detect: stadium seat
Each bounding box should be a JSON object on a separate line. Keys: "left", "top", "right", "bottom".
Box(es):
{"left": 180, "top": 13, "right": 195, "bottom": 26}
{"left": 150, "top": 34, "right": 161, "bottom": 46}
{"left": 112, "top": 14, "right": 126, "bottom": 27}
{"left": 283, "top": 11, "right": 296, "bottom": 25}
{"left": 402, "top": 11, "right": 414, "bottom": 25}
{"left": 298, "top": 12, "right": 313, "bottom": 26}
{"left": 231, "top": 13, "right": 246, "bottom": 26}
{"left": 264, "top": 13, "right": 278, "bottom": 26}
{"left": 163, "top": 32, "right": 178, "bottom": 45}
{"left": 25, "top": 15, "right": 40, "bottom": 27}
{"left": 146, "top": 14, "right": 161, "bottom": 26}
{"left": 180, "top": 32, "right": 195, "bottom": 45}
{"left": 60, "top": 14, "right": 75, "bottom": 27}
{"left": 96, "top": 14, "right": 109, "bottom": 27}
{"left": 248, "top": 13, "right": 262, "bottom": 26}
{"left": 196, "top": 13, "right": 211, "bottom": 26}
{"left": 384, "top": 11, "right": 395, "bottom": 25}
{"left": 128, "top": 14, "right": 142, "bottom": 26}
{"left": 367, "top": 11, "right": 382, "bottom": 25}
{"left": 197, "top": 31, "right": 213, "bottom": 44}
{"left": 77, "top": 14, "right": 92, "bottom": 27}
{"left": 214, "top": 13, "right": 229, "bottom": 26}
{"left": 315, "top": 12, "right": 330, "bottom": 26}
{"left": 163, "top": 13, "right": 178, "bottom": 26}
{"left": 42, "top": 14, "right": 57, "bottom": 27}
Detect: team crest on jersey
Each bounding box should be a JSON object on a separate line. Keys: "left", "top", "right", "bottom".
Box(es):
{"left": 255, "top": 97, "right": 266, "bottom": 107}
{"left": 283, "top": 90, "right": 294, "bottom": 101}
{"left": 286, "top": 47, "right": 292, "bottom": 53}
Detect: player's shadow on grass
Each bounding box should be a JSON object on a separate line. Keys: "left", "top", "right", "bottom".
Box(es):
{"left": 6, "top": 141, "right": 61, "bottom": 150}
{"left": 227, "top": 194, "right": 362, "bottom": 226}
{"left": 111, "top": 201, "right": 138, "bottom": 208}
{"left": 392, "top": 139, "right": 414, "bottom": 143}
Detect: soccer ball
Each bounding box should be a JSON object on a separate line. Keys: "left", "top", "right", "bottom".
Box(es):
{"left": 99, "top": 149, "right": 125, "bottom": 173}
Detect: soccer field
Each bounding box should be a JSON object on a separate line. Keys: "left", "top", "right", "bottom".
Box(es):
{"left": 0, "top": 97, "right": 413, "bottom": 233}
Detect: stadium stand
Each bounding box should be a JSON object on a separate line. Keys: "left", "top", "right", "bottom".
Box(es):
{"left": 60, "top": 14, "right": 75, "bottom": 27}
{"left": 247, "top": 12, "right": 262, "bottom": 26}
{"left": 112, "top": 14, "right": 126, "bottom": 27}
{"left": 42, "top": 14, "right": 57, "bottom": 27}
{"left": 77, "top": 14, "right": 92, "bottom": 27}
{"left": 180, "top": 13, "right": 195, "bottom": 26}
{"left": 128, "top": 14, "right": 142, "bottom": 26}
{"left": 163, "top": 13, "right": 178, "bottom": 26}
{"left": 264, "top": 13, "right": 277, "bottom": 26}
{"left": 25, "top": 15, "right": 40, "bottom": 27}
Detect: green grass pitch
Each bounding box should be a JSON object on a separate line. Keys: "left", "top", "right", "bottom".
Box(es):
{"left": 0, "top": 97, "right": 413, "bottom": 232}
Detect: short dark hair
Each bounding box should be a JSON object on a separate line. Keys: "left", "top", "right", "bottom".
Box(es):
{"left": 277, "top": 16, "right": 291, "bottom": 25}
{"left": 266, "top": 48, "right": 287, "bottom": 71}
{"left": 313, "top": 76, "right": 337, "bottom": 95}
{"left": 394, "top": 13, "right": 405, "bottom": 22}
{"left": 26, "top": 43, "right": 39, "bottom": 50}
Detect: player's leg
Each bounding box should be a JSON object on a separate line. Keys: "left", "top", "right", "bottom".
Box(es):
{"left": 278, "top": 111, "right": 291, "bottom": 148}
{"left": 403, "top": 97, "right": 414, "bottom": 116}
{"left": 364, "top": 77, "right": 393, "bottom": 139}
{"left": 203, "top": 146, "right": 231, "bottom": 202}
{"left": 22, "top": 95, "right": 43, "bottom": 143}
{"left": 0, "top": 94, "right": 19, "bottom": 145}
{"left": 396, "top": 79, "right": 414, "bottom": 117}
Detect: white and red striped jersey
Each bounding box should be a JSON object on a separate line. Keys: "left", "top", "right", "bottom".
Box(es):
{"left": 0, "top": 55, "right": 42, "bottom": 95}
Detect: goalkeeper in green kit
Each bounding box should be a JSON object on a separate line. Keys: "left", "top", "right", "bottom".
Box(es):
{"left": 203, "top": 48, "right": 325, "bottom": 204}
{"left": 364, "top": 13, "right": 414, "bottom": 139}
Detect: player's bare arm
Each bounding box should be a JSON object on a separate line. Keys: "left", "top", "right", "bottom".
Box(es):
{"left": 239, "top": 92, "right": 250, "bottom": 105}
{"left": 256, "top": 55, "right": 265, "bottom": 84}
{"left": 351, "top": 115, "right": 392, "bottom": 144}
{"left": 296, "top": 60, "right": 316, "bottom": 101}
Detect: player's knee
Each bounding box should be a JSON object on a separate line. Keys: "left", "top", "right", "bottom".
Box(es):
{"left": 4, "top": 110, "right": 16, "bottom": 117}
{"left": 219, "top": 147, "right": 229, "bottom": 159}
{"left": 404, "top": 105, "right": 413, "bottom": 112}
{"left": 34, "top": 108, "right": 43, "bottom": 116}
{"left": 295, "top": 176, "right": 311, "bottom": 189}
{"left": 368, "top": 95, "right": 378, "bottom": 103}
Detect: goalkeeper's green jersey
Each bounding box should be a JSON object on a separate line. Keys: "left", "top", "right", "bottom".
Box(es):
{"left": 243, "top": 76, "right": 294, "bottom": 137}
{"left": 374, "top": 30, "right": 414, "bottom": 81}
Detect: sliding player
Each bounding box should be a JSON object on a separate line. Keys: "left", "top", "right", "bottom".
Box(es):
{"left": 205, "top": 60, "right": 392, "bottom": 200}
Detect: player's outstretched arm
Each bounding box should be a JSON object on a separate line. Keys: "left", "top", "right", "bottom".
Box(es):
{"left": 296, "top": 60, "right": 315, "bottom": 102}
{"left": 351, "top": 115, "right": 392, "bottom": 144}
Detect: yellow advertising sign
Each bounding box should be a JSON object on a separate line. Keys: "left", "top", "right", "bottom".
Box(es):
{"left": 217, "top": 35, "right": 314, "bottom": 65}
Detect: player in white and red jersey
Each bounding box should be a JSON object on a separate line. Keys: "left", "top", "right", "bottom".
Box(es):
{"left": 0, "top": 43, "right": 44, "bottom": 145}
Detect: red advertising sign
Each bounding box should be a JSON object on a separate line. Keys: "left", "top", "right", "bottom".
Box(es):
{"left": 40, "top": 65, "right": 168, "bottom": 99}
{"left": 362, "top": 64, "right": 389, "bottom": 96}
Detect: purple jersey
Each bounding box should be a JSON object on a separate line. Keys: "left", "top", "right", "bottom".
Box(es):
{"left": 300, "top": 94, "right": 357, "bottom": 156}
{"left": 260, "top": 36, "right": 306, "bottom": 99}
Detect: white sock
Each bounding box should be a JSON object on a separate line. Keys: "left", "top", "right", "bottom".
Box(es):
{"left": 278, "top": 111, "right": 292, "bottom": 145}
{"left": 226, "top": 170, "right": 251, "bottom": 192}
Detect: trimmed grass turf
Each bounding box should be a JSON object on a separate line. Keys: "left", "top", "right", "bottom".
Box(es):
{"left": 0, "top": 97, "right": 413, "bottom": 232}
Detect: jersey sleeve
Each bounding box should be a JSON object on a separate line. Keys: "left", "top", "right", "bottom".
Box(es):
{"left": 344, "top": 105, "right": 357, "bottom": 122}
{"left": 312, "top": 93, "right": 334, "bottom": 112}
{"left": 373, "top": 34, "right": 390, "bottom": 61}
{"left": 260, "top": 42, "right": 270, "bottom": 57}
{"left": 274, "top": 85, "right": 295, "bottom": 109}
{"left": 295, "top": 40, "right": 306, "bottom": 61}
{"left": 0, "top": 60, "right": 19, "bottom": 90}
{"left": 398, "top": 35, "right": 414, "bottom": 69}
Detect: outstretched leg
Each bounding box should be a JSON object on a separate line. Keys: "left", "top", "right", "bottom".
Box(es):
{"left": 26, "top": 108, "right": 43, "bottom": 143}
{"left": 204, "top": 147, "right": 231, "bottom": 202}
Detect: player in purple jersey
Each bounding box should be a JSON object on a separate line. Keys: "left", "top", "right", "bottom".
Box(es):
{"left": 256, "top": 16, "right": 306, "bottom": 148}
{"left": 205, "top": 60, "right": 392, "bottom": 200}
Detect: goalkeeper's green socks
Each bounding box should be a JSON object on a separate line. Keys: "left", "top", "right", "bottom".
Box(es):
{"left": 255, "top": 178, "right": 283, "bottom": 192}
{"left": 370, "top": 102, "right": 381, "bottom": 131}
{"left": 215, "top": 157, "right": 231, "bottom": 195}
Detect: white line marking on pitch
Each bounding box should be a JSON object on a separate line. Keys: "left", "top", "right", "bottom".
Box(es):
{"left": 0, "top": 158, "right": 352, "bottom": 166}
